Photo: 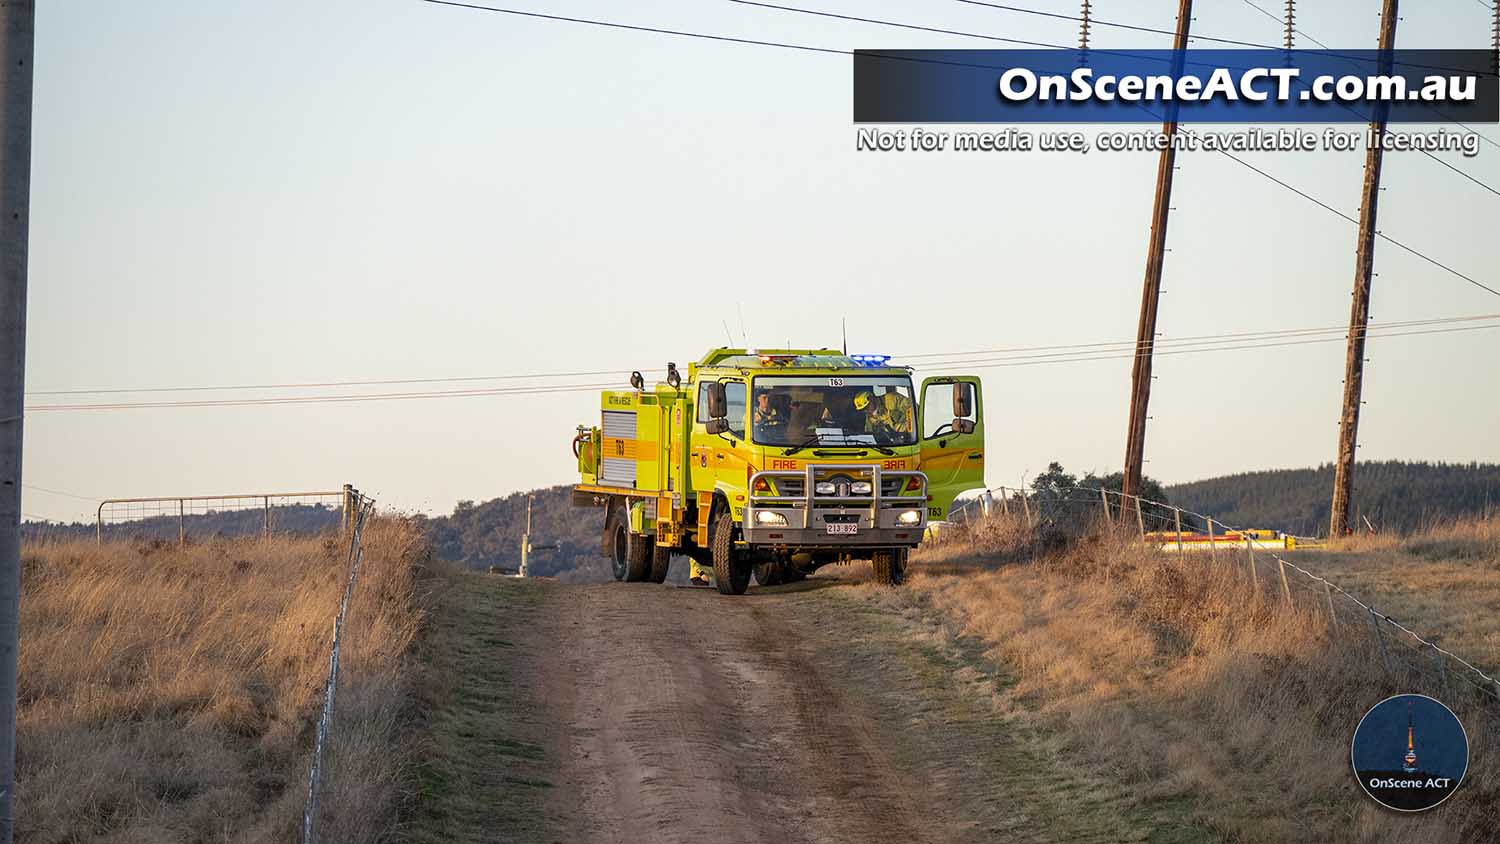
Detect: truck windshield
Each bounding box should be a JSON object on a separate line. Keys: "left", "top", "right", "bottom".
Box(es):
{"left": 750, "top": 376, "right": 917, "bottom": 447}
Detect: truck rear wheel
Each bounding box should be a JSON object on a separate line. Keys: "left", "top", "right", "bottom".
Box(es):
{"left": 871, "top": 549, "right": 905, "bottom": 586}
{"left": 649, "top": 544, "right": 672, "bottom": 584}
{"left": 625, "top": 531, "right": 652, "bottom": 582}
{"left": 711, "top": 510, "right": 750, "bottom": 595}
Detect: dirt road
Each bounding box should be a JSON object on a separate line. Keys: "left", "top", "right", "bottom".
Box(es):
{"left": 407, "top": 572, "right": 1153, "bottom": 844}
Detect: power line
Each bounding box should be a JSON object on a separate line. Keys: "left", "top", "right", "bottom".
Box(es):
{"left": 1196, "top": 137, "right": 1500, "bottom": 298}
{"left": 1236, "top": 0, "right": 1500, "bottom": 151}
{"left": 949, "top": 0, "right": 1279, "bottom": 48}
{"left": 903, "top": 313, "right": 1500, "bottom": 363}
{"left": 919, "top": 322, "right": 1500, "bottom": 371}
{"left": 24, "top": 321, "right": 1498, "bottom": 412}
{"left": 726, "top": 0, "right": 1065, "bottom": 48}
{"left": 27, "top": 367, "right": 638, "bottom": 397}
{"left": 32, "top": 314, "right": 1497, "bottom": 397}
{"left": 20, "top": 483, "right": 95, "bottom": 502}
{"left": 420, "top": 0, "right": 1500, "bottom": 298}
{"left": 27, "top": 380, "right": 621, "bottom": 413}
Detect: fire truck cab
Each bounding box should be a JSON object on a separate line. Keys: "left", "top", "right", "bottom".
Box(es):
{"left": 572, "top": 348, "right": 984, "bottom": 595}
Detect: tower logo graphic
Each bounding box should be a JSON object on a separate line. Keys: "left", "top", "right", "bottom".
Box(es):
{"left": 1352, "top": 694, "right": 1468, "bottom": 812}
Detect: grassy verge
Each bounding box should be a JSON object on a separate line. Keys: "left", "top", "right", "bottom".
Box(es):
{"left": 17, "top": 517, "right": 429, "bottom": 844}
{"left": 783, "top": 577, "right": 1196, "bottom": 843}
{"left": 891, "top": 514, "right": 1500, "bottom": 842}
{"left": 403, "top": 570, "right": 565, "bottom": 844}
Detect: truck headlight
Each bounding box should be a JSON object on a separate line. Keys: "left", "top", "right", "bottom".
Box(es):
{"left": 897, "top": 509, "right": 922, "bottom": 525}
{"left": 755, "top": 510, "right": 788, "bottom": 527}
{"left": 850, "top": 481, "right": 873, "bottom": 495}
{"left": 815, "top": 482, "right": 837, "bottom": 495}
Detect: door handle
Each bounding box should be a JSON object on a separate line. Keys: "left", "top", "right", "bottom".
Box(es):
{"left": 967, "top": 453, "right": 983, "bottom": 460}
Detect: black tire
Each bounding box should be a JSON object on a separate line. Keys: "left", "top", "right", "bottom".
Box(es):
{"left": 753, "top": 561, "right": 785, "bottom": 587}
{"left": 711, "top": 510, "right": 751, "bottom": 595}
{"left": 609, "top": 522, "right": 628, "bottom": 582}
{"left": 649, "top": 543, "right": 672, "bottom": 584}
{"left": 872, "top": 549, "right": 902, "bottom": 586}
{"left": 625, "top": 530, "right": 652, "bottom": 582}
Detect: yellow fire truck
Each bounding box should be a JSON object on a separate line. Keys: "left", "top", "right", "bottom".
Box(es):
{"left": 571, "top": 348, "right": 984, "bottom": 595}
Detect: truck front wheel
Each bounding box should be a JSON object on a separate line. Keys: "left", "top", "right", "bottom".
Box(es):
{"left": 711, "top": 510, "right": 751, "bottom": 595}
{"left": 871, "top": 548, "right": 906, "bottom": 586}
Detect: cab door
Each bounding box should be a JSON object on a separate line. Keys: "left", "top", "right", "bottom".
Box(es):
{"left": 918, "top": 376, "right": 985, "bottom": 521}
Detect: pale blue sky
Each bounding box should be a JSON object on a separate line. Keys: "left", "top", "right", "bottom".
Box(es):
{"left": 20, "top": 0, "right": 1500, "bottom": 521}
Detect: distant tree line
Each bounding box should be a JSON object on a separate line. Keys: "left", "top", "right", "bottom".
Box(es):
{"left": 1166, "top": 460, "right": 1500, "bottom": 536}
{"left": 419, "top": 485, "right": 609, "bottom": 581}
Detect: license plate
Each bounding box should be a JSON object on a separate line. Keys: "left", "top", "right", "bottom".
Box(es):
{"left": 825, "top": 523, "right": 858, "bottom": 535}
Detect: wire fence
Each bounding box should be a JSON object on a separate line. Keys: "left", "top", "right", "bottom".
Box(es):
{"left": 301, "top": 489, "right": 376, "bottom": 844}
{"left": 95, "top": 486, "right": 359, "bottom": 544}
{"left": 948, "top": 482, "right": 1500, "bottom": 721}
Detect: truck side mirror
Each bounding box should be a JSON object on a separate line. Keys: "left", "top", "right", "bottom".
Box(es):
{"left": 952, "top": 383, "right": 972, "bottom": 418}
{"left": 952, "top": 417, "right": 976, "bottom": 435}
{"left": 705, "top": 417, "right": 730, "bottom": 435}
{"left": 707, "top": 382, "right": 727, "bottom": 419}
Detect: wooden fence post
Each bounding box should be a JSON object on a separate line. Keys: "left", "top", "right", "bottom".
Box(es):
{"left": 1173, "top": 507, "right": 1184, "bottom": 553}
{"left": 1135, "top": 498, "right": 1146, "bottom": 540}
{"left": 1100, "top": 487, "right": 1110, "bottom": 523}
{"left": 1369, "top": 609, "right": 1392, "bottom": 676}
{"left": 1246, "top": 534, "right": 1259, "bottom": 595}
{"left": 263, "top": 496, "right": 272, "bottom": 540}
{"left": 1206, "top": 517, "right": 1217, "bottom": 564}
{"left": 999, "top": 487, "right": 1009, "bottom": 516}
{"left": 1323, "top": 580, "right": 1338, "bottom": 630}
{"left": 1021, "top": 490, "right": 1032, "bottom": 528}
{"left": 1431, "top": 645, "right": 1450, "bottom": 697}
{"left": 1277, "top": 558, "right": 1293, "bottom": 606}
{"left": 177, "top": 499, "right": 185, "bottom": 546}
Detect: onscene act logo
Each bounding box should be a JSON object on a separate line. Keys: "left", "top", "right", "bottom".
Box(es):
{"left": 1351, "top": 694, "right": 1469, "bottom": 812}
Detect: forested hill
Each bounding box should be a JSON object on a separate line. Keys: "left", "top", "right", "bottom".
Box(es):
{"left": 421, "top": 485, "right": 610, "bottom": 582}
{"left": 1166, "top": 461, "right": 1500, "bottom": 536}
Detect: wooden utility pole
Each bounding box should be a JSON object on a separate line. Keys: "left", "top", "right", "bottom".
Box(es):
{"left": 1121, "top": 0, "right": 1192, "bottom": 521}
{"left": 0, "top": 4, "right": 33, "bottom": 840}
{"left": 1330, "top": 0, "right": 1399, "bottom": 539}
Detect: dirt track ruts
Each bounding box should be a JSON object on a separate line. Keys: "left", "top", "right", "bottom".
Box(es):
{"left": 543, "top": 581, "right": 939, "bottom": 844}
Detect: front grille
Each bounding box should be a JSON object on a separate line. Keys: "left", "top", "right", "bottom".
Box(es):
{"left": 823, "top": 514, "right": 859, "bottom": 523}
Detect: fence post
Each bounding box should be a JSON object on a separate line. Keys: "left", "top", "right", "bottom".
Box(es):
{"left": 1135, "top": 497, "right": 1146, "bottom": 539}
{"left": 1206, "top": 517, "right": 1217, "bottom": 564}
{"left": 178, "top": 499, "right": 185, "bottom": 546}
{"left": 342, "top": 484, "right": 355, "bottom": 535}
{"left": 96, "top": 503, "right": 103, "bottom": 546}
{"left": 263, "top": 496, "right": 272, "bottom": 540}
{"left": 999, "top": 487, "right": 1009, "bottom": 516}
{"left": 1277, "top": 558, "right": 1293, "bottom": 606}
{"left": 1431, "top": 645, "right": 1450, "bottom": 697}
{"left": 1173, "top": 507, "right": 1184, "bottom": 553}
{"left": 1246, "top": 534, "right": 1259, "bottom": 595}
{"left": 1323, "top": 580, "right": 1338, "bottom": 630}
{"left": 1369, "top": 609, "right": 1392, "bottom": 676}
{"left": 1021, "top": 490, "right": 1032, "bottom": 528}
{"left": 1099, "top": 487, "right": 1110, "bottom": 523}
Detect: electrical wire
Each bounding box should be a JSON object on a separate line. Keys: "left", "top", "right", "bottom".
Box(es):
{"left": 21, "top": 483, "right": 97, "bottom": 502}
{"left": 24, "top": 321, "right": 1498, "bottom": 412}
{"left": 899, "top": 313, "right": 1500, "bottom": 362}
{"left": 32, "top": 314, "right": 1498, "bottom": 397}
{"left": 917, "top": 322, "right": 1500, "bottom": 371}
{"left": 949, "top": 0, "right": 1278, "bottom": 49}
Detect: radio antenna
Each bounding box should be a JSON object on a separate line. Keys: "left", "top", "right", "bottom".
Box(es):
{"left": 842, "top": 317, "right": 848, "bottom": 354}
{"left": 722, "top": 320, "right": 734, "bottom": 345}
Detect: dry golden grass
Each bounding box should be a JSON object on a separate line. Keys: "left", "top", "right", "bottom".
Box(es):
{"left": 16, "top": 516, "right": 430, "bottom": 844}
{"left": 896, "top": 513, "right": 1500, "bottom": 842}
{"left": 1312, "top": 516, "right": 1500, "bottom": 678}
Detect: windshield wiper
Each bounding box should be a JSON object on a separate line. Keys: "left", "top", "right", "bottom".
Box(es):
{"left": 783, "top": 433, "right": 825, "bottom": 456}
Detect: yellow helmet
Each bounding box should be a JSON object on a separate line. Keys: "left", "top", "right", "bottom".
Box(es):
{"left": 852, "top": 391, "right": 872, "bottom": 411}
